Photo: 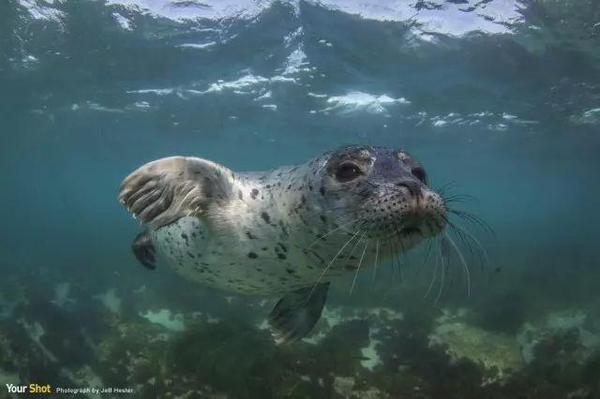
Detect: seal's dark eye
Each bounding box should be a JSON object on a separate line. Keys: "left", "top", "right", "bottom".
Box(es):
{"left": 335, "top": 162, "right": 363, "bottom": 182}
{"left": 411, "top": 167, "right": 427, "bottom": 183}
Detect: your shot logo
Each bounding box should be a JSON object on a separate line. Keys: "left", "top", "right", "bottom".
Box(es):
{"left": 5, "top": 383, "right": 52, "bottom": 394}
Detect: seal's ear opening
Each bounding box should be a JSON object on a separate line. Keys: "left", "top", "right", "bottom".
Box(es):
{"left": 118, "top": 156, "right": 235, "bottom": 229}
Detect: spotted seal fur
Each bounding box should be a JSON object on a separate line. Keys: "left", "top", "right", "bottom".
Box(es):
{"left": 118, "top": 145, "right": 447, "bottom": 342}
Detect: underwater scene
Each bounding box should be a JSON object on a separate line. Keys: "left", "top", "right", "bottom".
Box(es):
{"left": 1, "top": 0, "right": 600, "bottom": 398}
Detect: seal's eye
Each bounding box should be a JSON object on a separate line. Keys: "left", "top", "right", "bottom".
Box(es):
{"left": 335, "top": 162, "right": 363, "bottom": 182}
{"left": 411, "top": 167, "right": 427, "bottom": 183}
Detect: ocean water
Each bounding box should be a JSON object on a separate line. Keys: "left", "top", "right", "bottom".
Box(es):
{"left": 1, "top": 0, "right": 600, "bottom": 397}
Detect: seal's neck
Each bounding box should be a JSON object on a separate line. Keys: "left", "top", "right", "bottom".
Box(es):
{"left": 232, "top": 159, "right": 329, "bottom": 241}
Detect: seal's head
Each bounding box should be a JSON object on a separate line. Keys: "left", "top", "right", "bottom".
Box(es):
{"left": 319, "top": 145, "right": 446, "bottom": 246}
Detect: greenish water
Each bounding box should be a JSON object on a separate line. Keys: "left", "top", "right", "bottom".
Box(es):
{"left": 1, "top": 0, "right": 600, "bottom": 398}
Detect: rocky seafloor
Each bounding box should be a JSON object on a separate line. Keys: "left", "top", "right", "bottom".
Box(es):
{"left": 1, "top": 272, "right": 599, "bottom": 399}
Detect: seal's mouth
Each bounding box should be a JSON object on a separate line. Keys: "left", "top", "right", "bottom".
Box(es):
{"left": 361, "top": 208, "right": 446, "bottom": 241}
{"left": 400, "top": 226, "right": 421, "bottom": 236}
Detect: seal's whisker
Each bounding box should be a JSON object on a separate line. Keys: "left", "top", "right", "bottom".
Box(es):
{"left": 346, "top": 230, "right": 368, "bottom": 263}
{"left": 424, "top": 241, "right": 439, "bottom": 299}
{"left": 307, "top": 227, "right": 363, "bottom": 302}
{"left": 441, "top": 210, "right": 489, "bottom": 272}
{"left": 435, "top": 238, "right": 447, "bottom": 304}
{"left": 371, "top": 240, "right": 380, "bottom": 286}
{"left": 380, "top": 239, "right": 394, "bottom": 283}
{"left": 447, "top": 220, "right": 489, "bottom": 269}
{"left": 436, "top": 182, "right": 472, "bottom": 203}
{"left": 389, "top": 237, "right": 403, "bottom": 282}
{"left": 449, "top": 209, "right": 494, "bottom": 237}
{"left": 439, "top": 186, "right": 476, "bottom": 202}
{"left": 451, "top": 211, "right": 492, "bottom": 235}
{"left": 389, "top": 220, "right": 405, "bottom": 281}
{"left": 398, "top": 239, "right": 411, "bottom": 276}
{"left": 443, "top": 194, "right": 476, "bottom": 204}
{"left": 444, "top": 217, "right": 477, "bottom": 261}
{"left": 421, "top": 237, "right": 435, "bottom": 271}
{"left": 443, "top": 232, "right": 472, "bottom": 298}
{"left": 434, "top": 180, "right": 459, "bottom": 197}
{"left": 439, "top": 211, "right": 478, "bottom": 266}
{"left": 305, "top": 217, "right": 367, "bottom": 249}
{"left": 350, "top": 239, "right": 369, "bottom": 295}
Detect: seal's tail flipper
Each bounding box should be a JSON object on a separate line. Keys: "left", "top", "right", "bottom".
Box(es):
{"left": 132, "top": 231, "right": 156, "bottom": 270}
{"left": 268, "top": 283, "right": 330, "bottom": 344}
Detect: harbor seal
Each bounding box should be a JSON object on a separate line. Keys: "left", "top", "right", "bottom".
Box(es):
{"left": 118, "top": 145, "right": 447, "bottom": 342}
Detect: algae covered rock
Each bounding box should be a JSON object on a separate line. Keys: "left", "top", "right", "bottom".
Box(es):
{"left": 517, "top": 309, "right": 600, "bottom": 365}
{"left": 428, "top": 308, "right": 524, "bottom": 381}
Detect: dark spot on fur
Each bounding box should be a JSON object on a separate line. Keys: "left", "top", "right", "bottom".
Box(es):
{"left": 261, "top": 212, "right": 271, "bottom": 224}
{"left": 251, "top": 189, "right": 259, "bottom": 199}
{"left": 278, "top": 242, "right": 288, "bottom": 252}
{"left": 320, "top": 215, "right": 327, "bottom": 223}
{"left": 286, "top": 268, "right": 294, "bottom": 274}
{"left": 248, "top": 252, "right": 258, "bottom": 259}
{"left": 277, "top": 253, "right": 287, "bottom": 260}
{"left": 246, "top": 231, "right": 256, "bottom": 239}
{"left": 320, "top": 186, "right": 326, "bottom": 196}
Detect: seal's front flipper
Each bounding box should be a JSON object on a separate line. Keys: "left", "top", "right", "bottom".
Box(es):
{"left": 268, "top": 283, "right": 330, "bottom": 344}
{"left": 118, "top": 156, "right": 236, "bottom": 230}
{"left": 132, "top": 231, "right": 156, "bottom": 270}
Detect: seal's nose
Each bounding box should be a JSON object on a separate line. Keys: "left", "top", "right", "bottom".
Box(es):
{"left": 396, "top": 181, "right": 422, "bottom": 198}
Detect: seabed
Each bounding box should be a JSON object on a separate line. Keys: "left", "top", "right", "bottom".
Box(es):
{"left": 1, "top": 276, "right": 599, "bottom": 399}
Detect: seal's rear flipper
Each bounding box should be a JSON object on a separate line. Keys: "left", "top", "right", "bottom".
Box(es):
{"left": 268, "top": 283, "right": 330, "bottom": 344}
{"left": 132, "top": 231, "right": 156, "bottom": 270}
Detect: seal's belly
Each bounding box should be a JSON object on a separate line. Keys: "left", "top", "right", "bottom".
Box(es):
{"left": 151, "top": 217, "right": 327, "bottom": 296}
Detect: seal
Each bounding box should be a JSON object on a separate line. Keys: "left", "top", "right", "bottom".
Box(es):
{"left": 118, "top": 145, "right": 447, "bottom": 342}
